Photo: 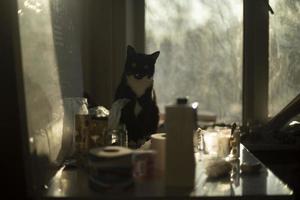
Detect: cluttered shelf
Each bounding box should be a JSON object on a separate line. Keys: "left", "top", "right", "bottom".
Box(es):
{"left": 42, "top": 144, "right": 293, "bottom": 200}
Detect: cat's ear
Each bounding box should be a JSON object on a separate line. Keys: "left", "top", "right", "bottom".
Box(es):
{"left": 127, "top": 45, "right": 136, "bottom": 57}
{"left": 150, "top": 51, "right": 160, "bottom": 62}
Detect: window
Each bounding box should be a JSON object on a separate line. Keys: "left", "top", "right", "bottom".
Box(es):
{"left": 269, "top": 0, "right": 300, "bottom": 116}
{"left": 145, "top": 0, "right": 243, "bottom": 123}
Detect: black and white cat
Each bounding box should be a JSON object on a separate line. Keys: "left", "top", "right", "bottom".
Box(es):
{"left": 114, "top": 45, "right": 160, "bottom": 145}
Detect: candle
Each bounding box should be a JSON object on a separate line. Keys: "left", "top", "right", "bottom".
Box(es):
{"left": 217, "top": 129, "right": 231, "bottom": 158}
{"left": 203, "top": 131, "right": 219, "bottom": 157}
{"left": 203, "top": 128, "right": 231, "bottom": 158}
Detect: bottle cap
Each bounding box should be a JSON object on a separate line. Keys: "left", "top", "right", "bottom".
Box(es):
{"left": 176, "top": 97, "right": 188, "bottom": 105}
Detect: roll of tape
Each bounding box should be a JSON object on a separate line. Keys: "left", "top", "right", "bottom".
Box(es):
{"left": 89, "top": 146, "right": 132, "bottom": 159}
{"left": 88, "top": 146, "right": 133, "bottom": 191}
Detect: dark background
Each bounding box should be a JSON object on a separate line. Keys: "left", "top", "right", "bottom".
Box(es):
{"left": 0, "top": 0, "right": 28, "bottom": 198}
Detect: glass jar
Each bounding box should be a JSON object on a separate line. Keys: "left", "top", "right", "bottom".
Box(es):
{"left": 88, "top": 116, "right": 107, "bottom": 148}
{"left": 104, "top": 124, "right": 128, "bottom": 147}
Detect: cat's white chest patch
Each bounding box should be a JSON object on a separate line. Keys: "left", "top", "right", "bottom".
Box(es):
{"left": 134, "top": 101, "right": 142, "bottom": 116}
{"left": 127, "top": 75, "right": 153, "bottom": 98}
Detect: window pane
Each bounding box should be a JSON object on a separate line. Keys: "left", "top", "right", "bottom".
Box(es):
{"left": 145, "top": 0, "right": 243, "bottom": 123}
{"left": 269, "top": 0, "right": 300, "bottom": 116}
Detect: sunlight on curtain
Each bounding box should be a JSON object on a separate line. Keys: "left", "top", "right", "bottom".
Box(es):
{"left": 146, "top": 0, "right": 243, "bottom": 123}
{"left": 269, "top": 0, "right": 300, "bottom": 116}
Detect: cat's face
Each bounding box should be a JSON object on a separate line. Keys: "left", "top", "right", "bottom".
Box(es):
{"left": 124, "top": 45, "right": 160, "bottom": 79}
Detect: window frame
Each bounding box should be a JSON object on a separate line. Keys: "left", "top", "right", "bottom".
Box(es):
{"left": 242, "top": 0, "right": 269, "bottom": 126}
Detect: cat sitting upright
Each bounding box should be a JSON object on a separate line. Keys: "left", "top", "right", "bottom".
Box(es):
{"left": 114, "top": 45, "right": 160, "bottom": 146}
